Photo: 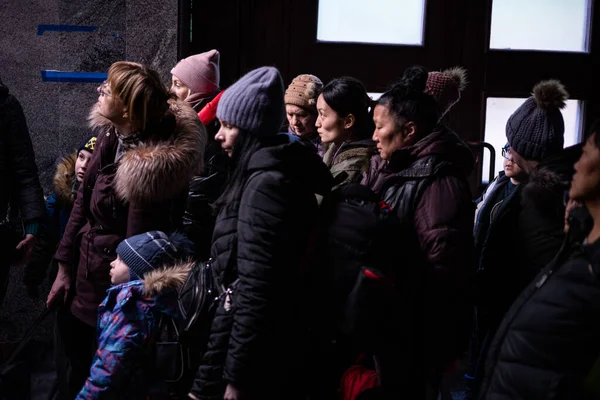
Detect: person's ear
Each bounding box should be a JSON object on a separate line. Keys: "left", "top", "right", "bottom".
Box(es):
{"left": 404, "top": 121, "right": 417, "bottom": 143}
{"left": 344, "top": 114, "right": 356, "bottom": 130}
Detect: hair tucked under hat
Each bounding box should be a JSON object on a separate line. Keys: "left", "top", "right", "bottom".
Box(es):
{"left": 116, "top": 231, "right": 194, "bottom": 281}
{"left": 171, "top": 49, "right": 220, "bottom": 97}
{"left": 216, "top": 66, "right": 285, "bottom": 137}
{"left": 506, "top": 79, "right": 568, "bottom": 161}
{"left": 284, "top": 74, "right": 323, "bottom": 113}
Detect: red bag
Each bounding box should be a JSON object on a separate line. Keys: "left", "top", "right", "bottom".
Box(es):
{"left": 340, "top": 355, "right": 380, "bottom": 400}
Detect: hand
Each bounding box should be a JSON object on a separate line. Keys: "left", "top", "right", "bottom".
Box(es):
{"left": 15, "top": 234, "right": 36, "bottom": 265}
{"left": 224, "top": 384, "right": 243, "bottom": 400}
{"left": 46, "top": 263, "right": 71, "bottom": 308}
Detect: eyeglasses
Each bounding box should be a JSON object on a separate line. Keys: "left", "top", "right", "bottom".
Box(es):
{"left": 98, "top": 81, "right": 112, "bottom": 97}
{"left": 501, "top": 146, "right": 513, "bottom": 161}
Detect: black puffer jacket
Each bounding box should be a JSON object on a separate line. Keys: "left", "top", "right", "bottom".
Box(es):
{"left": 0, "top": 79, "right": 44, "bottom": 225}
{"left": 479, "top": 238, "right": 600, "bottom": 400}
{"left": 182, "top": 152, "right": 228, "bottom": 261}
{"left": 190, "top": 141, "right": 332, "bottom": 399}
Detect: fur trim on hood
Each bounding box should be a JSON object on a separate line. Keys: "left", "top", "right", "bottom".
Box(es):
{"left": 142, "top": 260, "right": 193, "bottom": 296}
{"left": 53, "top": 152, "right": 77, "bottom": 207}
{"left": 89, "top": 100, "right": 206, "bottom": 204}
{"left": 323, "top": 140, "right": 375, "bottom": 167}
{"left": 521, "top": 155, "right": 573, "bottom": 219}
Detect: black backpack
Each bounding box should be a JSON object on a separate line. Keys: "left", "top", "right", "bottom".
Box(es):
{"left": 313, "top": 183, "right": 399, "bottom": 343}
{"left": 153, "top": 259, "right": 224, "bottom": 383}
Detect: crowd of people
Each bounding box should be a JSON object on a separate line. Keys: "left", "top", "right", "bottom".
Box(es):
{"left": 1, "top": 48, "right": 600, "bottom": 400}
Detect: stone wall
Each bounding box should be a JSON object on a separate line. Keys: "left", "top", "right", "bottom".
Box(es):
{"left": 0, "top": 0, "right": 178, "bottom": 342}
{"left": 0, "top": 0, "right": 178, "bottom": 193}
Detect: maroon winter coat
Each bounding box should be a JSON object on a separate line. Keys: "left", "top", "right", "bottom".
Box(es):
{"left": 364, "top": 128, "right": 474, "bottom": 377}
{"left": 55, "top": 100, "right": 205, "bottom": 326}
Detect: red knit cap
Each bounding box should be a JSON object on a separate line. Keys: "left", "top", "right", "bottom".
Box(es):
{"left": 425, "top": 67, "right": 467, "bottom": 115}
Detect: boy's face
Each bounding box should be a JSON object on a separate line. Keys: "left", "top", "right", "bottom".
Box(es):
{"left": 110, "top": 255, "right": 130, "bottom": 285}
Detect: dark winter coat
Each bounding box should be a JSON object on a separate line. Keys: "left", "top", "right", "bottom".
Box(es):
{"left": 54, "top": 101, "right": 205, "bottom": 326}
{"left": 182, "top": 153, "right": 228, "bottom": 261}
{"left": 479, "top": 238, "right": 600, "bottom": 400}
{"left": 190, "top": 140, "right": 333, "bottom": 400}
{"left": 0, "top": 79, "right": 44, "bottom": 226}
{"left": 370, "top": 128, "right": 475, "bottom": 379}
{"left": 24, "top": 153, "right": 77, "bottom": 291}
{"left": 477, "top": 150, "right": 576, "bottom": 328}
{"left": 467, "top": 147, "right": 580, "bottom": 398}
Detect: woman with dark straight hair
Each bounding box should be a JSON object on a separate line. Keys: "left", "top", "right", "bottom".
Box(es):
{"left": 316, "top": 76, "right": 375, "bottom": 189}
{"left": 189, "top": 66, "right": 332, "bottom": 400}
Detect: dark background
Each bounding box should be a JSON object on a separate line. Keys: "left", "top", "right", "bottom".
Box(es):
{"left": 182, "top": 0, "right": 599, "bottom": 194}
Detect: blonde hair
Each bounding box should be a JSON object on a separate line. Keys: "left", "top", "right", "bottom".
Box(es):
{"left": 107, "top": 61, "right": 171, "bottom": 133}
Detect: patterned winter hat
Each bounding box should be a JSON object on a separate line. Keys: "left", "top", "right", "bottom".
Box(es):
{"left": 116, "top": 231, "right": 194, "bottom": 280}
{"left": 284, "top": 74, "right": 323, "bottom": 113}
{"left": 78, "top": 135, "right": 97, "bottom": 154}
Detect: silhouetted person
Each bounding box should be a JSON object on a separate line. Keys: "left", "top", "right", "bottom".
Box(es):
{"left": 0, "top": 76, "right": 45, "bottom": 306}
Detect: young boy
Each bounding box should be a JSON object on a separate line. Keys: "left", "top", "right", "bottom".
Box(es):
{"left": 76, "top": 230, "right": 194, "bottom": 400}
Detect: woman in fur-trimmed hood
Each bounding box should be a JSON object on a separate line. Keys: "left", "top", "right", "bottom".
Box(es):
{"left": 48, "top": 61, "right": 205, "bottom": 398}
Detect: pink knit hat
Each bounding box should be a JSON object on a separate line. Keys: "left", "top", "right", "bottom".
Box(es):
{"left": 171, "top": 49, "right": 220, "bottom": 96}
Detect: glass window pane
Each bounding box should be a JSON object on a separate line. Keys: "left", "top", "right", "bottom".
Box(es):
{"left": 490, "top": 0, "right": 592, "bottom": 52}
{"left": 482, "top": 97, "right": 583, "bottom": 183}
{"left": 317, "top": 0, "right": 426, "bottom": 45}
{"left": 368, "top": 92, "right": 383, "bottom": 101}
{"left": 490, "top": 0, "right": 591, "bottom": 52}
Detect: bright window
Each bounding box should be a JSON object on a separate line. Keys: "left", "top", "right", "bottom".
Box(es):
{"left": 482, "top": 97, "right": 583, "bottom": 183}
{"left": 368, "top": 92, "right": 383, "bottom": 101}
{"left": 489, "top": 0, "right": 592, "bottom": 52}
{"left": 317, "top": 0, "right": 426, "bottom": 45}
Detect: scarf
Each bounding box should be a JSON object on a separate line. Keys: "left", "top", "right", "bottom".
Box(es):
{"left": 115, "top": 130, "right": 143, "bottom": 162}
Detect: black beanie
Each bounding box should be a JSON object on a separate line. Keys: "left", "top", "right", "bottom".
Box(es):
{"left": 506, "top": 80, "right": 568, "bottom": 161}
{"left": 78, "top": 135, "right": 97, "bottom": 154}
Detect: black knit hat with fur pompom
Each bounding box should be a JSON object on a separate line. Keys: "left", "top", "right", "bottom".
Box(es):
{"left": 506, "top": 79, "right": 568, "bottom": 161}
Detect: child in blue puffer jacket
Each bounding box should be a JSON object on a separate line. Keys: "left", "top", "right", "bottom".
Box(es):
{"left": 76, "top": 230, "right": 194, "bottom": 400}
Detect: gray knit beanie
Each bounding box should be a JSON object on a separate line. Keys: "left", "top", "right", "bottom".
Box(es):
{"left": 217, "top": 66, "right": 285, "bottom": 136}
{"left": 506, "top": 80, "right": 568, "bottom": 161}
{"left": 116, "top": 231, "right": 194, "bottom": 281}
